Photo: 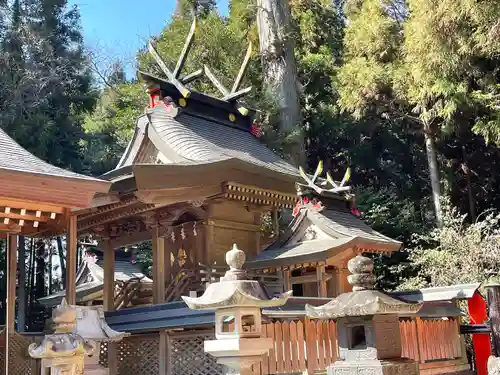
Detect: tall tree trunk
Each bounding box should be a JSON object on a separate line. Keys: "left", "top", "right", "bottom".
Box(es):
{"left": 424, "top": 126, "right": 443, "bottom": 227}
{"left": 48, "top": 246, "right": 52, "bottom": 295}
{"left": 56, "top": 236, "right": 66, "bottom": 286}
{"left": 17, "top": 235, "right": 26, "bottom": 332}
{"left": 462, "top": 145, "right": 476, "bottom": 222}
{"left": 28, "top": 239, "right": 35, "bottom": 329}
{"left": 35, "top": 240, "right": 45, "bottom": 298}
{"left": 256, "top": 0, "right": 305, "bottom": 166}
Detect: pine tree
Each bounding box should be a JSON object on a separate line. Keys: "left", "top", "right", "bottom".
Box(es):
{"left": 15, "top": 0, "right": 96, "bottom": 171}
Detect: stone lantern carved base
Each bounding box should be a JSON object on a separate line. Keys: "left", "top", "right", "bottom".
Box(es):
{"left": 329, "top": 359, "right": 419, "bottom": 375}
{"left": 489, "top": 356, "right": 500, "bottom": 375}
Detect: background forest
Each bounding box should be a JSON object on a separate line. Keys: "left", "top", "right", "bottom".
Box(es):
{"left": 0, "top": 0, "right": 500, "bottom": 331}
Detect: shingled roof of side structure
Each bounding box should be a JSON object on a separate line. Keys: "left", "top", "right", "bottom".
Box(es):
{"left": 0, "top": 128, "right": 105, "bottom": 182}
{"left": 0, "top": 128, "right": 109, "bottom": 211}
{"left": 246, "top": 198, "right": 402, "bottom": 270}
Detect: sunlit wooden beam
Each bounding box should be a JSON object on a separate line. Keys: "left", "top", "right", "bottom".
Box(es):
{"left": 173, "top": 17, "right": 197, "bottom": 78}
{"left": 148, "top": 41, "right": 191, "bottom": 98}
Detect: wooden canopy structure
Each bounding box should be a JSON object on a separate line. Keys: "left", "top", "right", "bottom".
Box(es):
{"left": 0, "top": 127, "right": 110, "bottom": 375}
{"left": 0, "top": 128, "right": 109, "bottom": 236}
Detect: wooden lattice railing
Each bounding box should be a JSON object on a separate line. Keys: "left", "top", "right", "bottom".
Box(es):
{"left": 0, "top": 317, "right": 469, "bottom": 375}
{"left": 0, "top": 333, "right": 42, "bottom": 375}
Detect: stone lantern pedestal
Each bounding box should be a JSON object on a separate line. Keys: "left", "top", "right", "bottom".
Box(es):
{"left": 183, "top": 244, "right": 291, "bottom": 375}
{"left": 29, "top": 299, "right": 96, "bottom": 375}
{"left": 74, "top": 304, "right": 130, "bottom": 375}
{"left": 306, "top": 255, "right": 423, "bottom": 375}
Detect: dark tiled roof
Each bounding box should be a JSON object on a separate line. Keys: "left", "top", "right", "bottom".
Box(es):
{"left": 0, "top": 128, "right": 103, "bottom": 181}
{"left": 92, "top": 259, "right": 152, "bottom": 283}
{"left": 117, "top": 106, "right": 299, "bottom": 177}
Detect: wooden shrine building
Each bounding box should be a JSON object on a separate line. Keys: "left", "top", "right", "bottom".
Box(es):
{"left": 56, "top": 18, "right": 404, "bottom": 311}
{"left": 30, "top": 17, "right": 472, "bottom": 375}
{"left": 39, "top": 248, "right": 152, "bottom": 309}
{"left": 245, "top": 164, "right": 401, "bottom": 297}
{"left": 0, "top": 127, "right": 109, "bottom": 374}
{"left": 41, "top": 17, "right": 402, "bottom": 311}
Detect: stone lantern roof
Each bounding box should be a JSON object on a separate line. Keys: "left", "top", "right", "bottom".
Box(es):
{"left": 182, "top": 244, "right": 292, "bottom": 310}
{"left": 306, "top": 255, "right": 422, "bottom": 319}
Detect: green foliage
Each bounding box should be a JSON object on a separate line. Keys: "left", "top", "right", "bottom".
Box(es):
{"left": 400, "top": 200, "right": 500, "bottom": 289}
{"left": 0, "top": 0, "right": 97, "bottom": 172}
{"left": 82, "top": 81, "right": 145, "bottom": 175}
{"left": 337, "top": 0, "right": 401, "bottom": 119}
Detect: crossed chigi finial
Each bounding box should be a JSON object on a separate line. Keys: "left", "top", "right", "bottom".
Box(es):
{"left": 142, "top": 15, "right": 253, "bottom": 116}
{"left": 297, "top": 161, "right": 352, "bottom": 195}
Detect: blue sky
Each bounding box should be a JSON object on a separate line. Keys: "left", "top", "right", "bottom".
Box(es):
{"left": 69, "top": 0, "right": 229, "bottom": 78}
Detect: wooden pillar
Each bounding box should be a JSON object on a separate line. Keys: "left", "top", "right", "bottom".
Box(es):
{"left": 152, "top": 225, "right": 167, "bottom": 375}
{"left": 334, "top": 266, "right": 351, "bottom": 296}
{"left": 204, "top": 207, "right": 214, "bottom": 266}
{"left": 5, "top": 233, "right": 18, "bottom": 375}
{"left": 283, "top": 269, "right": 292, "bottom": 293}
{"left": 17, "top": 235, "right": 26, "bottom": 332}
{"left": 486, "top": 284, "right": 500, "bottom": 356}
{"left": 66, "top": 215, "right": 77, "bottom": 305}
{"left": 152, "top": 225, "right": 165, "bottom": 304}
{"left": 316, "top": 264, "right": 327, "bottom": 298}
{"left": 159, "top": 331, "right": 169, "bottom": 375}
{"left": 254, "top": 212, "right": 262, "bottom": 254}
{"left": 103, "top": 239, "right": 118, "bottom": 375}
{"left": 103, "top": 240, "right": 115, "bottom": 311}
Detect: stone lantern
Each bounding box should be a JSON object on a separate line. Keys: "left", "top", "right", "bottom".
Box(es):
{"left": 29, "top": 299, "right": 96, "bottom": 375}
{"left": 182, "top": 244, "right": 292, "bottom": 374}
{"left": 306, "top": 255, "right": 423, "bottom": 375}
{"left": 73, "top": 304, "right": 130, "bottom": 375}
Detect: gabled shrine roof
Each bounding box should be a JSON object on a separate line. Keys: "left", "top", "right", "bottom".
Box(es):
{"left": 246, "top": 206, "right": 402, "bottom": 270}
{"left": 0, "top": 128, "right": 106, "bottom": 183}
{"left": 112, "top": 95, "right": 298, "bottom": 182}
{"left": 39, "top": 250, "right": 151, "bottom": 307}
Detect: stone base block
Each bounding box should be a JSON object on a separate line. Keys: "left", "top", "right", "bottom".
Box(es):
{"left": 84, "top": 364, "right": 109, "bottom": 375}
{"left": 489, "top": 356, "right": 500, "bottom": 375}
{"left": 328, "top": 359, "right": 419, "bottom": 375}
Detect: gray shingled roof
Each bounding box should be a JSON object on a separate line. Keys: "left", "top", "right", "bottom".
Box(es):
{"left": 38, "top": 260, "right": 152, "bottom": 307}
{"left": 246, "top": 208, "right": 401, "bottom": 269}
{"left": 91, "top": 259, "right": 153, "bottom": 283}
{"left": 117, "top": 106, "right": 299, "bottom": 177}
{"left": 0, "top": 128, "right": 103, "bottom": 181}
{"left": 308, "top": 209, "right": 400, "bottom": 244}
{"left": 246, "top": 239, "right": 352, "bottom": 269}
{"left": 105, "top": 293, "right": 465, "bottom": 333}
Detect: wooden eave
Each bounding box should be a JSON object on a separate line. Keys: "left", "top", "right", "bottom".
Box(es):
{"left": 122, "top": 160, "right": 297, "bottom": 193}
{"left": 0, "top": 171, "right": 109, "bottom": 236}
{"left": 0, "top": 168, "right": 110, "bottom": 208}
{"left": 246, "top": 237, "right": 398, "bottom": 271}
